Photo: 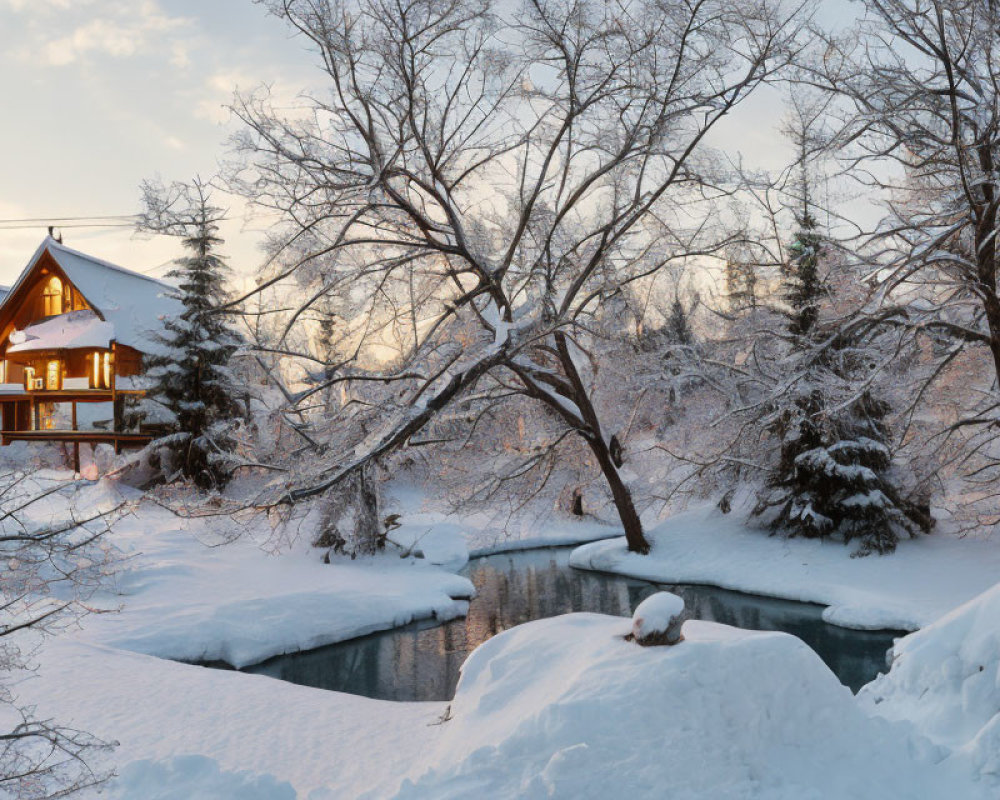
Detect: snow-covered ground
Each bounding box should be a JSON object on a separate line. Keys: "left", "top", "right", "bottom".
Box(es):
{"left": 14, "top": 479, "right": 1000, "bottom": 797}
{"left": 860, "top": 582, "right": 1000, "bottom": 782}
{"left": 386, "top": 483, "right": 625, "bottom": 562}
{"left": 82, "top": 502, "right": 473, "bottom": 668}
{"left": 393, "top": 613, "right": 982, "bottom": 799}
{"left": 24, "top": 605, "right": 999, "bottom": 799}
{"left": 570, "top": 505, "right": 1000, "bottom": 631}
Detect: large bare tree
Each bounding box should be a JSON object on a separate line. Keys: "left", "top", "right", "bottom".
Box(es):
{"left": 231, "top": 0, "right": 809, "bottom": 552}
{"left": 813, "top": 0, "right": 1000, "bottom": 520}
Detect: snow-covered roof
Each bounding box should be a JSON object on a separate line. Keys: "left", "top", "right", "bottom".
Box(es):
{"left": 7, "top": 309, "right": 114, "bottom": 354}
{"left": 2, "top": 237, "right": 180, "bottom": 355}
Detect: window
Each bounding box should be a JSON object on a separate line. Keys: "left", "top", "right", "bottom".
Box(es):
{"left": 43, "top": 276, "right": 63, "bottom": 316}
{"left": 91, "top": 351, "right": 112, "bottom": 389}
{"left": 46, "top": 360, "right": 60, "bottom": 390}
{"left": 23, "top": 366, "right": 35, "bottom": 391}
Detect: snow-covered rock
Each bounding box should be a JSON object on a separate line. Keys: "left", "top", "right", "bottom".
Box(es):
{"left": 631, "top": 591, "right": 684, "bottom": 645}
{"left": 860, "top": 582, "right": 1000, "bottom": 784}
{"left": 394, "top": 613, "right": 974, "bottom": 799}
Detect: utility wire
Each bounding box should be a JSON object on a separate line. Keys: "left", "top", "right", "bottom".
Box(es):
{"left": 0, "top": 214, "right": 137, "bottom": 222}
{"left": 0, "top": 223, "right": 137, "bottom": 230}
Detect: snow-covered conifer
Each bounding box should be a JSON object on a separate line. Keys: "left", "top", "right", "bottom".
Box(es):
{"left": 754, "top": 226, "right": 932, "bottom": 553}
{"left": 782, "top": 212, "right": 823, "bottom": 337}
{"left": 666, "top": 292, "right": 694, "bottom": 347}
{"left": 139, "top": 178, "right": 246, "bottom": 490}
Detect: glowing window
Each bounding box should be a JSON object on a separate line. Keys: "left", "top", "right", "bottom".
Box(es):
{"left": 46, "top": 360, "right": 60, "bottom": 390}
{"left": 43, "top": 276, "right": 64, "bottom": 316}
{"left": 91, "top": 351, "right": 112, "bottom": 389}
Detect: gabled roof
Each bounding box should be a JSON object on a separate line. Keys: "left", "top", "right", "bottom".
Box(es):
{"left": 1, "top": 237, "right": 181, "bottom": 355}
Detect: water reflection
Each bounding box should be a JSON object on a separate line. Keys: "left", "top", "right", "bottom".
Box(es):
{"left": 242, "top": 548, "right": 902, "bottom": 699}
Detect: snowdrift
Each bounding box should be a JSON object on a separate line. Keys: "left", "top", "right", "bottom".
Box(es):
{"left": 393, "top": 613, "right": 968, "bottom": 799}
{"left": 861, "top": 581, "right": 1000, "bottom": 784}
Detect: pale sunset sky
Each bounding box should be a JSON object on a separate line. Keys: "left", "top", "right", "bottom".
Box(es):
{"left": 0, "top": 0, "right": 828, "bottom": 290}
{"left": 0, "top": 0, "right": 318, "bottom": 287}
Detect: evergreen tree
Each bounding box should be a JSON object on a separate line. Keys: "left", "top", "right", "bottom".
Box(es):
{"left": 758, "top": 382, "right": 932, "bottom": 555}
{"left": 666, "top": 292, "right": 693, "bottom": 346}
{"left": 783, "top": 211, "right": 823, "bottom": 336}
{"left": 754, "top": 212, "right": 932, "bottom": 554}
{"left": 139, "top": 178, "right": 245, "bottom": 490}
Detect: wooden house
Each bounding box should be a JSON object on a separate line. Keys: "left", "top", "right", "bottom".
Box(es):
{"left": 0, "top": 236, "right": 179, "bottom": 466}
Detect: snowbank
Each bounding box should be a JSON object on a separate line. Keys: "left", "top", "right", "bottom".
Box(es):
{"left": 394, "top": 614, "right": 975, "bottom": 799}
{"left": 571, "top": 505, "right": 1000, "bottom": 630}
{"left": 860, "top": 582, "right": 1000, "bottom": 784}
{"left": 387, "top": 483, "right": 624, "bottom": 559}
{"left": 81, "top": 505, "right": 474, "bottom": 667}
{"left": 22, "top": 639, "right": 438, "bottom": 799}
{"left": 107, "top": 756, "right": 297, "bottom": 800}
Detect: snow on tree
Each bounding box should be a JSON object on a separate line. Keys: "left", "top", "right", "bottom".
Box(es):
{"left": 724, "top": 248, "right": 758, "bottom": 314}
{"left": 782, "top": 212, "right": 824, "bottom": 337}
{"left": 138, "top": 178, "right": 246, "bottom": 491}
{"left": 666, "top": 291, "right": 695, "bottom": 348}
{"left": 745, "top": 88, "right": 932, "bottom": 555}
{"left": 810, "top": 0, "right": 1000, "bottom": 530}
{"left": 228, "top": 0, "right": 809, "bottom": 553}
{"left": 756, "top": 378, "right": 933, "bottom": 555}
{"left": 753, "top": 219, "right": 931, "bottom": 553}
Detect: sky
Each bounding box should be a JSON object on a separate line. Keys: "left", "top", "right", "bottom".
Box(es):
{"left": 0, "top": 0, "right": 853, "bottom": 292}
{"left": 0, "top": 0, "right": 317, "bottom": 286}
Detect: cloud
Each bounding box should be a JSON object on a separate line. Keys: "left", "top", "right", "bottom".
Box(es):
{"left": 12, "top": 1, "right": 190, "bottom": 67}
{"left": 4, "top": 0, "right": 81, "bottom": 10}
{"left": 195, "top": 71, "right": 312, "bottom": 126}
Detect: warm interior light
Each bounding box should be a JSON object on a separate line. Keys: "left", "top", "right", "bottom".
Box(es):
{"left": 93, "top": 352, "right": 100, "bottom": 388}
{"left": 103, "top": 352, "right": 111, "bottom": 388}
{"left": 43, "top": 276, "right": 63, "bottom": 316}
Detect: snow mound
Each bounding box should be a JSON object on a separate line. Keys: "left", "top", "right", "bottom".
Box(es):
{"left": 107, "top": 755, "right": 296, "bottom": 799}
{"left": 393, "top": 614, "right": 970, "bottom": 799}
{"left": 631, "top": 591, "right": 684, "bottom": 643}
{"left": 860, "top": 581, "right": 1000, "bottom": 783}
{"left": 391, "top": 522, "right": 470, "bottom": 571}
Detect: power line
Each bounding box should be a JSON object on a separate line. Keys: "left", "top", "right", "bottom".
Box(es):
{"left": 0, "top": 223, "right": 137, "bottom": 230}
{"left": 0, "top": 214, "right": 138, "bottom": 224}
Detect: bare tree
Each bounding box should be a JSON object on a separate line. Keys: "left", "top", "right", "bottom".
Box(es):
{"left": 230, "top": 0, "right": 810, "bottom": 552}
{"left": 0, "top": 471, "right": 123, "bottom": 798}
{"left": 813, "top": 0, "right": 1000, "bottom": 524}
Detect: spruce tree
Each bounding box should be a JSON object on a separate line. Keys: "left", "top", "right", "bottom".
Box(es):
{"left": 783, "top": 212, "right": 823, "bottom": 337}
{"left": 139, "top": 178, "right": 245, "bottom": 490}
{"left": 754, "top": 215, "right": 932, "bottom": 554}
{"left": 666, "top": 292, "right": 693, "bottom": 346}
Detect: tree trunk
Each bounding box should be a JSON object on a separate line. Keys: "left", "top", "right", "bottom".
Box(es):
{"left": 550, "top": 331, "right": 651, "bottom": 554}
{"left": 586, "top": 433, "right": 651, "bottom": 554}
